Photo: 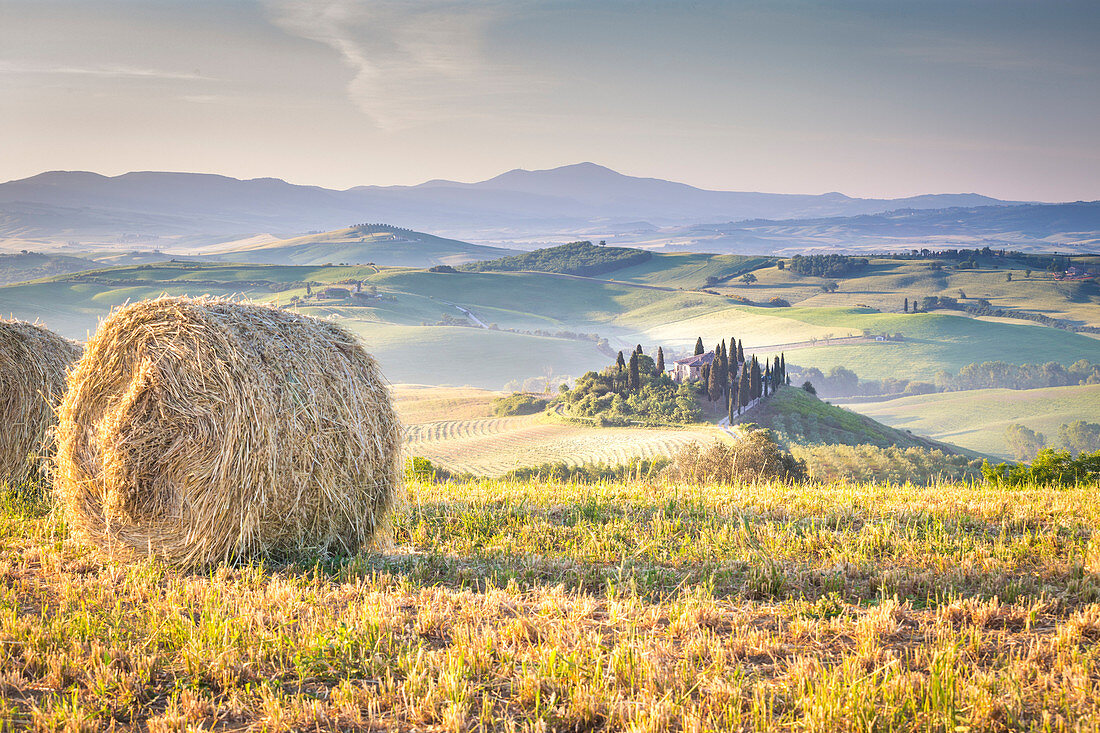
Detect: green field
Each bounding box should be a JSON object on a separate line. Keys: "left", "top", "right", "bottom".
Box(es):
{"left": 720, "top": 257, "right": 1100, "bottom": 328}
{"left": 841, "top": 383, "right": 1100, "bottom": 460}
{"left": 599, "top": 252, "right": 771, "bottom": 288}
{"left": 745, "top": 385, "right": 979, "bottom": 455}
{"left": 2, "top": 258, "right": 1098, "bottom": 391}
{"left": 752, "top": 307, "right": 1100, "bottom": 380}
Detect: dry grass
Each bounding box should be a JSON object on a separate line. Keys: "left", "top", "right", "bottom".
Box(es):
{"left": 53, "top": 296, "right": 403, "bottom": 568}
{"left": 0, "top": 319, "right": 80, "bottom": 483}
{"left": 2, "top": 475, "right": 1099, "bottom": 731}
{"left": 405, "top": 413, "right": 719, "bottom": 476}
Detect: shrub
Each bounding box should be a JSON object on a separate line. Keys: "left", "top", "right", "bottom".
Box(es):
{"left": 982, "top": 449, "right": 1100, "bottom": 487}
{"left": 768, "top": 297, "right": 791, "bottom": 307}
{"left": 664, "top": 430, "right": 806, "bottom": 484}
{"left": 801, "top": 381, "right": 816, "bottom": 395}
{"left": 406, "top": 456, "right": 454, "bottom": 481}
{"left": 492, "top": 393, "right": 549, "bottom": 416}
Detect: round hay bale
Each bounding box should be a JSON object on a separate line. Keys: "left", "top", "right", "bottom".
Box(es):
{"left": 0, "top": 319, "right": 81, "bottom": 483}
{"left": 55, "top": 297, "right": 403, "bottom": 567}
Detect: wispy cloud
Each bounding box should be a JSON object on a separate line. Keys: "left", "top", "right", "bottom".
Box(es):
{"left": 263, "top": 0, "right": 527, "bottom": 129}
{"left": 0, "top": 61, "right": 210, "bottom": 81}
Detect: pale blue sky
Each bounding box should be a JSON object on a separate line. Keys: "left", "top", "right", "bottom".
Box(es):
{"left": 2, "top": 0, "right": 1098, "bottom": 200}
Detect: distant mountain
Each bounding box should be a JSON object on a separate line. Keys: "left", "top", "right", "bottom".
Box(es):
{"left": 627, "top": 202, "right": 1100, "bottom": 255}
{"left": 0, "top": 163, "right": 1027, "bottom": 248}
{"left": 204, "top": 224, "right": 520, "bottom": 267}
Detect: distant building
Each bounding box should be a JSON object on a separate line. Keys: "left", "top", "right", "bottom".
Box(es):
{"left": 672, "top": 352, "right": 715, "bottom": 382}
{"left": 1057, "top": 266, "right": 1096, "bottom": 281}
{"left": 318, "top": 287, "right": 351, "bottom": 299}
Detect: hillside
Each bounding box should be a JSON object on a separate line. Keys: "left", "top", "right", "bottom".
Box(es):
{"left": 3, "top": 260, "right": 1100, "bottom": 391}
{"left": 204, "top": 224, "right": 519, "bottom": 267}
{"left": 0, "top": 251, "right": 99, "bottom": 285}
{"left": 459, "top": 240, "right": 652, "bottom": 276}
{"left": 840, "top": 383, "right": 1100, "bottom": 460}
{"left": 743, "top": 385, "right": 977, "bottom": 455}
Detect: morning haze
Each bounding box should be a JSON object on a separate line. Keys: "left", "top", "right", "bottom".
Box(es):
{"left": 3, "top": 2, "right": 1100, "bottom": 731}
{"left": 3, "top": 0, "right": 1099, "bottom": 200}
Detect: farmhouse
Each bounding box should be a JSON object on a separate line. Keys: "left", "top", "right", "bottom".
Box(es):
{"left": 1057, "top": 266, "right": 1097, "bottom": 281}
{"left": 318, "top": 287, "right": 351, "bottom": 299}
{"left": 671, "top": 352, "right": 714, "bottom": 382}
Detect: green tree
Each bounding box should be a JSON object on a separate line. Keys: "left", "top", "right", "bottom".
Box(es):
{"left": 738, "top": 364, "right": 751, "bottom": 411}
{"left": 737, "top": 340, "right": 744, "bottom": 363}
{"left": 616, "top": 351, "right": 626, "bottom": 372}
{"left": 655, "top": 346, "right": 665, "bottom": 375}
{"left": 694, "top": 337, "right": 704, "bottom": 356}
{"left": 628, "top": 351, "right": 640, "bottom": 392}
{"left": 904, "top": 297, "right": 908, "bottom": 313}
{"left": 740, "top": 273, "right": 757, "bottom": 285}
{"left": 1004, "top": 423, "right": 1046, "bottom": 461}
{"left": 1058, "top": 420, "right": 1100, "bottom": 455}
{"left": 750, "top": 357, "right": 762, "bottom": 399}
{"left": 707, "top": 354, "right": 722, "bottom": 402}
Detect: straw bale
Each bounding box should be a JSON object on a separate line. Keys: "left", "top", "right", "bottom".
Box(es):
{"left": 55, "top": 297, "right": 403, "bottom": 566}
{"left": 0, "top": 319, "right": 81, "bottom": 483}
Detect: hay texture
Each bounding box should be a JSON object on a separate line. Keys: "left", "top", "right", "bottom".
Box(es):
{"left": 55, "top": 297, "right": 402, "bottom": 567}
{"left": 0, "top": 319, "right": 81, "bottom": 483}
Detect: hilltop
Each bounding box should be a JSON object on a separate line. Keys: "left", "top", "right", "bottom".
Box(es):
{"left": 744, "top": 385, "right": 978, "bottom": 455}
{"left": 203, "top": 224, "right": 519, "bottom": 267}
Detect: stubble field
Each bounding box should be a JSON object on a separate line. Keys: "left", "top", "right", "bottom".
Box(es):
{"left": 2, "top": 476, "right": 1099, "bottom": 731}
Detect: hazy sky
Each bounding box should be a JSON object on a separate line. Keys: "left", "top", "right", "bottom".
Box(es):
{"left": 3, "top": 0, "right": 1098, "bottom": 200}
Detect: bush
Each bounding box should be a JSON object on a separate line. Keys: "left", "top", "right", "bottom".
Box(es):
{"left": 503, "top": 457, "right": 669, "bottom": 483}
{"left": 492, "top": 393, "right": 549, "bottom": 416}
{"left": 767, "top": 297, "right": 791, "bottom": 307}
{"left": 801, "top": 381, "right": 816, "bottom": 395}
{"left": 982, "top": 449, "right": 1100, "bottom": 487}
{"left": 664, "top": 430, "right": 806, "bottom": 484}
{"left": 428, "top": 265, "right": 457, "bottom": 273}
{"left": 405, "top": 456, "right": 454, "bottom": 482}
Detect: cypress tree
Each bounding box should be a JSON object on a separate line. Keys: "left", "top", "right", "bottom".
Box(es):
{"left": 718, "top": 344, "right": 729, "bottom": 394}
{"left": 904, "top": 297, "right": 909, "bottom": 313}
{"left": 729, "top": 380, "right": 737, "bottom": 422}
{"left": 764, "top": 364, "right": 771, "bottom": 396}
{"left": 780, "top": 353, "right": 785, "bottom": 384}
{"left": 707, "top": 355, "right": 722, "bottom": 402}
{"left": 737, "top": 340, "right": 745, "bottom": 363}
{"left": 750, "top": 357, "right": 761, "bottom": 399}
{"left": 636, "top": 344, "right": 643, "bottom": 355}
{"left": 628, "top": 351, "right": 640, "bottom": 392}
{"left": 655, "top": 346, "right": 665, "bottom": 375}
{"left": 738, "top": 364, "right": 750, "bottom": 411}
{"left": 694, "top": 337, "right": 704, "bottom": 356}
{"left": 701, "top": 364, "right": 710, "bottom": 386}
{"left": 773, "top": 356, "right": 781, "bottom": 391}
{"left": 616, "top": 351, "right": 625, "bottom": 372}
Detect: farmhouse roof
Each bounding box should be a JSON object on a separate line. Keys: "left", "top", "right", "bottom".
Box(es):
{"left": 674, "top": 352, "right": 715, "bottom": 367}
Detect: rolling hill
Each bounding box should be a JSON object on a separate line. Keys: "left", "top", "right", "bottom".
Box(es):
{"left": 745, "top": 386, "right": 979, "bottom": 455}
{"left": 204, "top": 224, "right": 519, "bottom": 267}
{"left": 839, "top": 384, "right": 1100, "bottom": 460}
{"left": 2, "top": 259, "right": 1099, "bottom": 391}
